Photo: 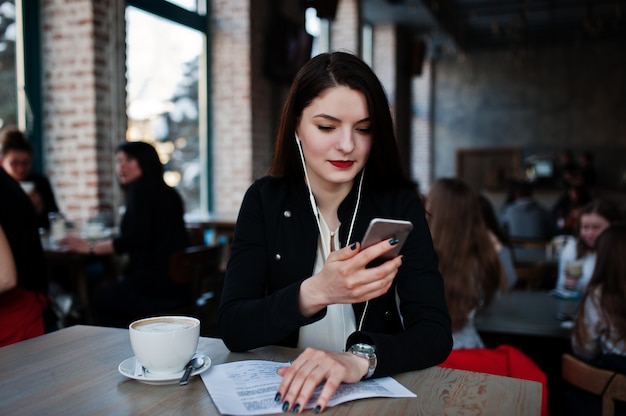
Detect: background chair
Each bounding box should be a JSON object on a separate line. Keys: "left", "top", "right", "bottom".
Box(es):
{"left": 510, "top": 238, "right": 558, "bottom": 290}
{"left": 168, "top": 244, "right": 224, "bottom": 336}
{"left": 562, "top": 353, "right": 626, "bottom": 416}
{"left": 440, "top": 344, "right": 550, "bottom": 416}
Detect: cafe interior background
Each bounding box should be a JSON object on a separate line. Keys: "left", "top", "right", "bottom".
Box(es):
{"left": 2, "top": 0, "right": 625, "bottom": 226}
{"left": 2, "top": 1, "right": 625, "bottom": 413}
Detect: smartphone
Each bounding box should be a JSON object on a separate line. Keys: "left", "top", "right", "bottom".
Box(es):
{"left": 361, "top": 218, "right": 413, "bottom": 261}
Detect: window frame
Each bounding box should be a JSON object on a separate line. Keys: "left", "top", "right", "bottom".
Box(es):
{"left": 126, "top": 0, "right": 213, "bottom": 213}
{"left": 14, "top": 0, "right": 44, "bottom": 172}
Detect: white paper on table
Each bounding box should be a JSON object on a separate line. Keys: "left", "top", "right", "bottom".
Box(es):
{"left": 200, "top": 360, "right": 416, "bottom": 416}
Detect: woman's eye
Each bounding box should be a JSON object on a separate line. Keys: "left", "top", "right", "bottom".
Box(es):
{"left": 317, "top": 125, "right": 334, "bottom": 131}
{"left": 357, "top": 127, "right": 372, "bottom": 134}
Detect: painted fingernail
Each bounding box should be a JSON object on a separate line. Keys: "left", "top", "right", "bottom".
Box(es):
{"left": 350, "top": 242, "right": 358, "bottom": 250}
{"left": 282, "top": 402, "right": 289, "bottom": 412}
{"left": 389, "top": 238, "right": 399, "bottom": 245}
{"left": 274, "top": 392, "right": 281, "bottom": 402}
{"left": 314, "top": 405, "right": 321, "bottom": 414}
{"left": 292, "top": 403, "right": 300, "bottom": 413}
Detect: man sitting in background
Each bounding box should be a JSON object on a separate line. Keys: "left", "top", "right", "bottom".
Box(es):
{"left": 500, "top": 181, "right": 555, "bottom": 241}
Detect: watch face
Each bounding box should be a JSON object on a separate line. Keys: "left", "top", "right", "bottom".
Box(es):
{"left": 353, "top": 343, "right": 375, "bottom": 354}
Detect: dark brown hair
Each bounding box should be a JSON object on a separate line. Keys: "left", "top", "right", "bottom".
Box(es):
{"left": 426, "top": 178, "right": 505, "bottom": 331}
{"left": 269, "top": 51, "right": 413, "bottom": 190}
{"left": 0, "top": 126, "right": 33, "bottom": 157}
{"left": 116, "top": 141, "right": 164, "bottom": 184}
{"left": 576, "top": 198, "right": 622, "bottom": 258}
{"left": 573, "top": 224, "right": 626, "bottom": 350}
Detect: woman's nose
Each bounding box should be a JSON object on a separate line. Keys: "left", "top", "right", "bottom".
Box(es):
{"left": 336, "top": 130, "right": 355, "bottom": 153}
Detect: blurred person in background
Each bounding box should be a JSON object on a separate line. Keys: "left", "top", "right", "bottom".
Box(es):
{"left": 60, "top": 141, "right": 189, "bottom": 328}
{"left": 552, "top": 183, "right": 593, "bottom": 236}
{"left": 578, "top": 151, "right": 597, "bottom": 188}
{"left": 426, "top": 178, "right": 507, "bottom": 349}
{"left": 478, "top": 194, "right": 517, "bottom": 289}
{"left": 0, "top": 168, "right": 52, "bottom": 346}
{"left": 555, "top": 199, "right": 622, "bottom": 293}
{"left": 0, "top": 126, "right": 59, "bottom": 230}
{"left": 567, "top": 224, "right": 626, "bottom": 416}
{"left": 500, "top": 180, "right": 554, "bottom": 241}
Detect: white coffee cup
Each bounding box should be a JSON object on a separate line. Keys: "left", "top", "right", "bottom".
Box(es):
{"left": 129, "top": 316, "right": 200, "bottom": 375}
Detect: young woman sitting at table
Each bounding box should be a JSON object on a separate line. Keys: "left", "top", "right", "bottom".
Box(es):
{"left": 554, "top": 198, "right": 622, "bottom": 294}
{"left": 567, "top": 224, "right": 626, "bottom": 415}
{"left": 218, "top": 51, "right": 452, "bottom": 414}
{"left": 0, "top": 126, "right": 60, "bottom": 231}
{"left": 425, "top": 178, "right": 506, "bottom": 349}
{"left": 60, "top": 141, "right": 189, "bottom": 328}
{"left": 428, "top": 178, "right": 549, "bottom": 416}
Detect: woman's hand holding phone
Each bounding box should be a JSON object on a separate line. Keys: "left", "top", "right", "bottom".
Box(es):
{"left": 298, "top": 233, "right": 406, "bottom": 317}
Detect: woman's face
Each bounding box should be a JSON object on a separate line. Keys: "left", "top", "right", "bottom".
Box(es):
{"left": 1, "top": 150, "right": 32, "bottom": 181}
{"left": 115, "top": 151, "right": 142, "bottom": 186}
{"left": 579, "top": 212, "right": 611, "bottom": 248}
{"left": 295, "top": 86, "right": 372, "bottom": 193}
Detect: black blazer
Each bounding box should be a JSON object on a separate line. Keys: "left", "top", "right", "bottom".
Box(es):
{"left": 219, "top": 176, "right": 452, "bottom": 378}
{"left": 112, "top": 178, "right": 189, "bottom": 298}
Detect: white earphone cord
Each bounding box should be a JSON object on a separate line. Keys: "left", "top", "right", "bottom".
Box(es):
{"left": 295, "top": 134, "right": 368, "bottom": 331}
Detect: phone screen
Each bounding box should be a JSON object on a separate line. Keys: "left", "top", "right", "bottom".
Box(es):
{"left": 361, "top": 218, "right": 413, "bottom": 261}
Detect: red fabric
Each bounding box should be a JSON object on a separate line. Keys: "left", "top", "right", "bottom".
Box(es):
{"left": 0, "top": 287, "right": 49, "bottom": 347}
{"left": 440, "top": 344, "right": 549, "bottom": 416}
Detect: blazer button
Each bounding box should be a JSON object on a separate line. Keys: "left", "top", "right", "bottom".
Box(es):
{"left": 274, "top": 253, "right": 281, "bottom": 261}
{"left": 283, "top": 210, "right": 291, "bottom": 218}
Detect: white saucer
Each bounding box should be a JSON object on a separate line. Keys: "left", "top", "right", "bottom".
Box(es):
{"left": 118, "top": 354, "right": 211, "bottom": 385}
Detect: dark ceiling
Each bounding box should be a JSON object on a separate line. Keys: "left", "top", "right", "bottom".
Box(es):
{"left": 361, "top": 0, "right": 626, "bottom": 53}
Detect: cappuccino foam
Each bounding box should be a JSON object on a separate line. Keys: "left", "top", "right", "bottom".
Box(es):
{"left": 134, "top": 319, "right": 195, "bottom": 332}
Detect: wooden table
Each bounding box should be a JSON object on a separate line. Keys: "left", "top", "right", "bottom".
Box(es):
{"left": 475, "top": 290, "right": 579, "bottom": 339}
{"left": 0, "top": 325, "right": 542, "bottom": 415}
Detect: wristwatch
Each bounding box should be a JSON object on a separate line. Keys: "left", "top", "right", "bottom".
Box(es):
{"left": 348, "top": 343, "right": 377, "bottom": 379}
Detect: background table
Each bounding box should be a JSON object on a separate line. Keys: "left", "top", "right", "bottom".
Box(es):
{"left": 0, "top": 325, "right": 541, "bottom": 415}
{"left": 475, "top": 290, "right": 580, "bottom": 416}
{"left": 475, "top": 290, "right": 579, "bottom": 339}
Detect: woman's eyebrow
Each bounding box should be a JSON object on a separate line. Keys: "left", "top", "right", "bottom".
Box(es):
{"left": 312, "top": 113, "right": 370, "bottom": 124}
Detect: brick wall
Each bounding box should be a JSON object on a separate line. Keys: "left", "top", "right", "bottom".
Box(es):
{"left": 331, "top": 0, "right": 359, "bottom": 54}
{"left": 41, "top": 0, "right": 125, "bottom": 224}
{"left": 210, "top": 0, "right": 253, "bottom": 216}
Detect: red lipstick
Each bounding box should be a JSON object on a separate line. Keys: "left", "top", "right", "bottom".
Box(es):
{"left": 330, "top": 161, "right": 354, "bottom": 169}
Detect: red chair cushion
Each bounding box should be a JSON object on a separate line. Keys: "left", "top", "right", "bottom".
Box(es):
{"left": 0, "top": 287, "right": 49, "bottom": 347}
{"left": 440, "top": 344, "right": 549, "bottom": 416}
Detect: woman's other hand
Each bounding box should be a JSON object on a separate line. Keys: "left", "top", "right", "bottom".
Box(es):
{"left": 299, "top": 239, "right": 402, "bottom": 317}
{"left": 275, "top": 347, "right": 368, "bottom": 413}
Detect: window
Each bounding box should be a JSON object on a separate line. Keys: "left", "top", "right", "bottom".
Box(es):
{"left": 306, "top": 6, "right": 329, "bottom": 56}
{"left": 0, "top": 0, "right": 17, "bottom": 128}
{"left": 164, "top": 0, "right": 202, "bottom": 14}
{"left": 126, "top": 0, "right": 209, "bottom": 215}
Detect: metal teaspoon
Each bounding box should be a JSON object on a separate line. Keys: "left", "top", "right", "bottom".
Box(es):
{"left": 179, "top": 355, "right": 205, "bottom": 386}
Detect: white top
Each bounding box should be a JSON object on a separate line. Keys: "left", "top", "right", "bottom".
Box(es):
{"left": 572, "top": 286, "right": 626, "bottom": 359}
{"left": 298, "top": 214, "right": 356, "bottom": 352}
{"left": 452, "top": 309, "right": 484, "bottom": 350}
{"left": 555, "top": 237, "right": 596, "bottom": 292}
